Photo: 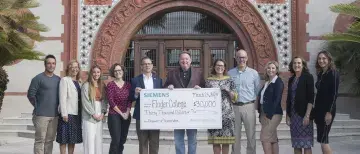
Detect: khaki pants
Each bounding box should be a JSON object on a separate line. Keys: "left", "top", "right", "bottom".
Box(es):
{"left": 231, "top": 103, "right": 256, "bottom": 154}
{"left": 136, "top": 120, "right": 160, "bottom": 154}
{"left": 32, "top": 116, "right": 58, "bottom": 154}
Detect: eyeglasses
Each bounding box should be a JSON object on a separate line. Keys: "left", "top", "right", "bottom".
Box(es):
{"left": 114, "top": 70, "right": 122, "bottom": 73}
{"left": 235, "top": 56, "right": 247, "bottom": 59}
{"left": 216, "top": 65, "right": 225, "bottom": 68}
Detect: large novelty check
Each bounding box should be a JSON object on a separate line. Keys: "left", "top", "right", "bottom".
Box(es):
{"left": 140, "top": 88, "right": 222, "bottom": 130}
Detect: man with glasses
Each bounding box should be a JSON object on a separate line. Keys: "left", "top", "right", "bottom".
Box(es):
{"left": 131, "top": 57, "right": 163, "bottom": 154}
{"left": 229, "top": 49, "right": 261, "bottom": 154}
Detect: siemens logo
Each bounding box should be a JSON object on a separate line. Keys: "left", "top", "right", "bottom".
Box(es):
{"left": 144, "top": 93, "right": 169, "bottom": 98}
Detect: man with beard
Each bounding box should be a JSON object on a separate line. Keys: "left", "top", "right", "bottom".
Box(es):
{"left": 27, "top": 54, "right": 61, "bottom": 154}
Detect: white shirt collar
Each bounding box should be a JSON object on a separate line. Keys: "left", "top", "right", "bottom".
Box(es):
{"left": 270, "top": 75, "right": 278, "bottom": 83}
{"left": 143, "top": 73, "right": 152, "bottom": 79}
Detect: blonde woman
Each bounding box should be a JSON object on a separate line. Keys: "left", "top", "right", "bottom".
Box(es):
{"left": 56, "top": 60, "right": 83, "bottom": 154}
{"left": 81, "top": 65, "right": 108, "bottom": 154}
{"left": 257, "top": 61, "right": 284, "bottom": 154}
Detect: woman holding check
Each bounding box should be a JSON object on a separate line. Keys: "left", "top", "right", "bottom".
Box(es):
{"left": 205, "top": 59, "right": 237, "bottom": 154}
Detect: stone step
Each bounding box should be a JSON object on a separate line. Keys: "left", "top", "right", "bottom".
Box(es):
{"left": 103, "top": 125, "right": 360, "bottom": 137}
{"left": 19, "top": 112, "right": 352, "bottom": 120}
{"left": 3, "top": 117, "right": 360, "bottom": 128}
{"left": 0, "top": 124, "right": 29, "bottom": 130}
{"left": 12, "top": 130, "right": 360, "bottom": 145}
{"left": 19, "top": 124, "right": 360, "bottom": 137}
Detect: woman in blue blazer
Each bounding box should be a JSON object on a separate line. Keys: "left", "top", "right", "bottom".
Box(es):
{"left": 257, "top": 61, "right": 284, "bottom": 154}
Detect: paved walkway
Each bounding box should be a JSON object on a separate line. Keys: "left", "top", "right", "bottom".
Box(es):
{"left": 0, "top": 137, "right": 360, "bottom": 154}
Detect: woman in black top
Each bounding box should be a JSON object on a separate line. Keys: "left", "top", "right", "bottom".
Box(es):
{"left": 286, "top": 57, "right": 315, "bottom": 154}
{"left": 313, "top": 51, "right": 339, "bottom": 154}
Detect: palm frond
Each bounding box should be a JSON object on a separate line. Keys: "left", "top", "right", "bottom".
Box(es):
{"left": 0, "top": 16, "right": 12, "bottom": 32}
{"left": 349, "top": 21, "right": 360, "bottom": 32}
{"left": 23, "top": 30, "right": 43, "bottom": 41}
{"left": 330, "top": 4, "right": 360, "bottom": 18}
{"left": 0, "top": 0, "right": 15, "bottom": 11}
{"left": 0, "top": 42, "right": 19, "bottom": 55}
{"left": 323, "top": 33, "right": 360, "bottom": 43}
{"left": 19, "top": 20, "right": 48, "bottom": 32}
{"left": 7, "top": 30, "right": 33, "bottom": 49}
{"left": 12, "top": 49, "right": 43, "bottom": 59}
{"left": 11, "top": 0, "right": 40, "bottom": 9}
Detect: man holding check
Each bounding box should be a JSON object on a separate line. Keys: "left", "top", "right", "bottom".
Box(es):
{"left": 131, "top": 57, "right": 163, "bottom": 154}
{"left": 164, "top": 51, "right": 205, "bottom": 154}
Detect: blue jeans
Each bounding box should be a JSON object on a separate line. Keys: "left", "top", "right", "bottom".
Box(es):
{"left": 174, "top": 129, "right": 197, "bottom": 154}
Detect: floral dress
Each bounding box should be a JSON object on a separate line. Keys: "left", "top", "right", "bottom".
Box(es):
{"left": 206, "top": 76, "right": 236, "bottom": 144}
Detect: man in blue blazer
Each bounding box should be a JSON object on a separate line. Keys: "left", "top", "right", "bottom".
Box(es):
{"left": 131, "top": 57, "right": 163, "bottom": 154}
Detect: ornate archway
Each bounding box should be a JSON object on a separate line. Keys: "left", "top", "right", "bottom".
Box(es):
{"left": 91, "top": 0, "right": 277, "bottom": 73}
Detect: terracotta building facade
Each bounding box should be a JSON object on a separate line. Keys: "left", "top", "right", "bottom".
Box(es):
{"left": 3, "top": 0, "right": 357, "bottom": 113}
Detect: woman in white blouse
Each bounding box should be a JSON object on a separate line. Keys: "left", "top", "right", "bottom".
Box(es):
{"left": 56, "top": 60, "right": 83, "bottom": 154}
{"left": 257, "top": 61, "right": 284, "bottom": 154}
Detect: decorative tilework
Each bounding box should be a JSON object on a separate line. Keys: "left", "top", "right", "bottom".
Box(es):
{"left": 79, "top": 0, "right": 120, "bottom": 69}
{"left": 256, "top": 0, "right": 292, "bottom": 70}
{"left": 78, "top": 0, "right": 292, "bottom": 70}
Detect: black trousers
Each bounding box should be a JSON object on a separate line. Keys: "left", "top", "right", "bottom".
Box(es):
{"left": 108, "top": 114, "right": 131, "bottom": 154}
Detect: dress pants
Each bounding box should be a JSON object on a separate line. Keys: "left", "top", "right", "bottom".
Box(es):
{"left": 32, "top": 116, "right": 58, "bottom": 154}
{"left": 231, "top": 103, "right": 256, "bottom": 154}
{"left": 108, "top": 114, "right": 131, "bottom": 154}
{"left": 83, "top": 101, "right": 103, "bottom": 154}
{"left": 136, "top": 120, "right": 160, "bottom": 154}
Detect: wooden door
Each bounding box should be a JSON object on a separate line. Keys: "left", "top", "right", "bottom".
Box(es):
{"left": 164, "top": 40, "right": 203, "bottom": 79}
{"left": 135, "top": 39, "right": 234, "bottom": 80}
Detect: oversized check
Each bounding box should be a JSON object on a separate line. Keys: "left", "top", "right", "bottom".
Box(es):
{"left": 140, "top": 88, "right": 222, "bottom": 130}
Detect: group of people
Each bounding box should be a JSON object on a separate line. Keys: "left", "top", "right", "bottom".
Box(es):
{"left": 27, "top": 49, "right": 339, "bottom": 154}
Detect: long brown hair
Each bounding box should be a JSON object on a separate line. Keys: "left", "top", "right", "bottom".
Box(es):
{"left": 65, "top": 60, "right": 81, "bottom": 82}
{"left": 315, "top": 51, "right": 336, "bottom": 73}
{"left": 288, "top": 56, "right": 309, "bottom": 74}
{"left": 87, "top": 65, "right": 104, "bottom": 101}
{"left": 264, "top": 61, "right": 280, "bottom": 81}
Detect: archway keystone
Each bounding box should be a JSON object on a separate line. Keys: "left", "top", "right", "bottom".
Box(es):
{"left": 91, "top": 0, "right": 277, "bottom": 73}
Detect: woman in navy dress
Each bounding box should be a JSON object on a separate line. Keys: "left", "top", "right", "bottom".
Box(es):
{"left": 57, "top": 60, "right": 83, "bottom": 154}
{"left": 313, "top": 51, "right": 339, "bottom": 154}
{"left": 286, "top": 57, "right": 315, "bottom": 154}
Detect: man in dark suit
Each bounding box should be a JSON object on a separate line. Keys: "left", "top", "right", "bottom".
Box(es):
{"left": 131, "top": 57, "right": 163, "bottom": 154}
{"left": 163, "top": 51, "right": 205, "bottom": 154}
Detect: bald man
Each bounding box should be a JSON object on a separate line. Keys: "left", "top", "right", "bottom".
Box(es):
{"left": 228, "top": 50, "right": 261, "bottom": 154}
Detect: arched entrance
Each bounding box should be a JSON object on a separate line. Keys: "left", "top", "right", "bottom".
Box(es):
{"left": 91, "top": 0, "right": 277, "bottom": 77}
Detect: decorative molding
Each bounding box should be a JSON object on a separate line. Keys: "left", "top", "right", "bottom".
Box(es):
{"left": 70, "top": 0, "right": 79, "bottom": 61}
{"left": 91, "top": 0, "right": 277, "bottom": 73}
{"left": 256, "top": 0, "right": 285, "bottom": 4}
{"left": 291, "top": 0, "right": 309, "bottom": 60}
{"left": 84, "top": 0, "right": 112, "bottom": 5}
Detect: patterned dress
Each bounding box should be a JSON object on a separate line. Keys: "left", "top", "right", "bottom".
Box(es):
{"left": 56, "top": 81, "right": 83, "bottom": 144}
{"left": 290, "top": 77, "right": 313, "bottom": 148}
{"left": 206, "top": 76, "right": 236, "bottom": 144}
